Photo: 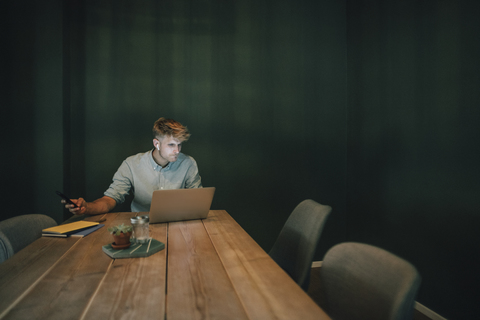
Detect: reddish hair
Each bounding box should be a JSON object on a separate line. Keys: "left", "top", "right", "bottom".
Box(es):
{"left": 152, "top": 117, "right": 190, "bottom": 142}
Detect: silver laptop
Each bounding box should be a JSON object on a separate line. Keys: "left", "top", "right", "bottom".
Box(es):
{"left": 148, "top": 187, "right": 216, "bottom": 223}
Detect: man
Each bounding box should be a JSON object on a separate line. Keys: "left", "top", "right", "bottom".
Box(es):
{"left": 63, "top": 117, "right": 202, "bottom": 215}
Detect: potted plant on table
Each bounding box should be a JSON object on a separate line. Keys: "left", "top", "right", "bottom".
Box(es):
{"left": 108, "top": 223, "right": 133, "bottom": 249}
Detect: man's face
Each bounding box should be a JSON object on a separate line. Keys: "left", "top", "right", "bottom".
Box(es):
{"left": 155, "top": 136, "right": 182, "bottom": 166}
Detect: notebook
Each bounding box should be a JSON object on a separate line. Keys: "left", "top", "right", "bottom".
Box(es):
{"left": 42, "top": 221, "right": 99, "bottom": 237}
{"left": 71, "top": 224, "right": 105, "bottom": 238}
{"left": 148, "top": 187, "right": 216, "bottom": 223}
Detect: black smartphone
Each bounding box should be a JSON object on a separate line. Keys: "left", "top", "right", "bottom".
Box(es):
{"left": 56, "top": 190, "right": 78, "bottom": 208}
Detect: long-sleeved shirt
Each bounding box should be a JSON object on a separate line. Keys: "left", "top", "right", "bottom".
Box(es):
{"left": 104, "top": 150, "right": 202, "bottom": 212}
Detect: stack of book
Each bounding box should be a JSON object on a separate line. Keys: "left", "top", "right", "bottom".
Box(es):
{"left": 42, "top": 221, "right": 104, "bottom": 238}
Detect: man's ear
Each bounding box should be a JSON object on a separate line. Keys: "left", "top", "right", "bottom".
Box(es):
{"left": 153, "top": 138, "right": 160, "bottom": 150}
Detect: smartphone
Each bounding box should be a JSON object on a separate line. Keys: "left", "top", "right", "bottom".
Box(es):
{"left": 56, "top": 190, "right": 78, "bottom": 208}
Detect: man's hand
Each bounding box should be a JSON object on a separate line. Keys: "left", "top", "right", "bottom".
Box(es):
{"left": 62, "top": 196, "right": 116, "bottom": 216}
{"left": 62, "top": 198, "right": 87, "bottom": 215}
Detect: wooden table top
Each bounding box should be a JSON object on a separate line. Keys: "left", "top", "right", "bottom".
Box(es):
{"left": 0, "top": 210, "right": 330, "bottom": 320}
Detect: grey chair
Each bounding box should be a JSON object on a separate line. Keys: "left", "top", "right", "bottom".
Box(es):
{"left": 320, "top": 242, "right": 421, "bottom": 320}
{"left": 269, "top": 199, "right": 332, "bottom": 291}
{"left": 0, "top": 214, "right": 57, "bottom": 263}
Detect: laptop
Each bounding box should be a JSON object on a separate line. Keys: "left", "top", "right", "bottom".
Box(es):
{"left": 148, "top": 187, "right": 216, "bottom": 223}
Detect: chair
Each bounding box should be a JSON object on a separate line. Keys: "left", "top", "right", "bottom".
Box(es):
{"left": 269, "top": 199, "right": 331, "bottom": 291}
{"left": 0, "top": 214, "right": 57, "bottom": 263}
{"left": 320, "top": 242, "right": 421, "bottom": 320}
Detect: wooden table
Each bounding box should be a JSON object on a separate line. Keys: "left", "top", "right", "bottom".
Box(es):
{"left": 0, "top": 210, "right": 330, "bottom": 320}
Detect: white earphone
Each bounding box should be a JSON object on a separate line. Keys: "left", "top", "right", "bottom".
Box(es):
{"left": 157, "top": 145, "right": 160, "bottom": 150}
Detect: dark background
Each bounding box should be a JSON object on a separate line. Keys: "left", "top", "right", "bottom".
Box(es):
{"left": 1, "top": 1, "right": 479, "bottom": 319}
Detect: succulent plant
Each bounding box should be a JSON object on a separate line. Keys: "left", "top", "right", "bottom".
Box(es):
{"left": 107, "top": 223, "right": 133, "bottom": 236}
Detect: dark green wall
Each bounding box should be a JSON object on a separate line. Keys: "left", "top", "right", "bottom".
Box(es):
{"left": 77, "top": 0, "right": 347, "bottom": 258}
{"left": 2, "top": 0, "right": 479, "bottom": 318}
{"left": 2, "top": 0, "right": 346, "bottom": 259}
{"left": 1, "top": 1, "right": 64, "bottom": 221}
{"left": 347, "top": 1, "right": 480, "bottom": 319}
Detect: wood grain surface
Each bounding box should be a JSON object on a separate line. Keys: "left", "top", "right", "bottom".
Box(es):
{"left": 81, "top": 215, "right": 167, "bottom": 319}
{"left": 1, "top": 213, "right": 123, "bottom": 320}
{"left": 204, "top": 210, "right": 330, "bottom": 320}
{"left": 0, "top": 211, "right": 330, "bottom": 320}
{"left": 0, "top": 237, "right": 80, "bottom": 318}
{"left": 167, "top": 218, "right": 249, "bottom": 320}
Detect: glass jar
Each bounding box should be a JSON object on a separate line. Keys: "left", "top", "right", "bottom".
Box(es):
{"left": 130, "top": 215, "right": 150, "bottom": 244}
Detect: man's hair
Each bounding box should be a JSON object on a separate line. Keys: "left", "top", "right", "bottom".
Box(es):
{"left": 152, "top": 117, "right": 191, "bottom": 141}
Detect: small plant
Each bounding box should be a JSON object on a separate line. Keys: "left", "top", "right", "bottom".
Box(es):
{"left": 108, "top": 223, "right": 133, "bottom": 236}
